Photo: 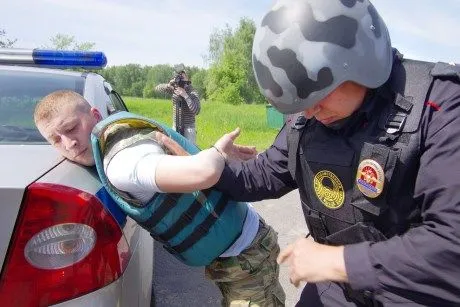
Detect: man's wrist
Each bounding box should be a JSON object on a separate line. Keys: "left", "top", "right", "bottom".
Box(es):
{"left": 211, "top": 145, "right": 227, "bottom": 162}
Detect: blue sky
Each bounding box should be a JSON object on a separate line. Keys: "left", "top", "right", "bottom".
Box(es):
{"left": 2, "top": 0, "right": 459, "bottom": 67}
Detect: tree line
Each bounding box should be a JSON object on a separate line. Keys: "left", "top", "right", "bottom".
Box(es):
{"left": 1, "top": 18, "right": 266, "bottom": 105}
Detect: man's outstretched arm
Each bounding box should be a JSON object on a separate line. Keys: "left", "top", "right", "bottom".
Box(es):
{"left": 154, "top": 128, "right": 240, "bottom": 193}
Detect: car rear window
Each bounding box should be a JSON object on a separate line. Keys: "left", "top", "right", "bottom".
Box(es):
{"left": 0, "top": 69, "right": 85, "bottom": 144}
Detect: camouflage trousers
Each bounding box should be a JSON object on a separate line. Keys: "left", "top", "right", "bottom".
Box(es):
{"left": 205, "top": 218, "right": 286, "bottom": 307}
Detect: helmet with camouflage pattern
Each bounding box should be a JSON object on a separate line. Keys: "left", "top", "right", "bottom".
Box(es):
{"left": 252, "top": 0, "right": 393, "bottom": 114}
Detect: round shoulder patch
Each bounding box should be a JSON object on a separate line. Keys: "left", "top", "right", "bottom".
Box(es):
{"left": 356, "top": 159, "right": 385, "bottom": 198}
{"left": 313, "top": 170, "right": 345, "bottom": 210}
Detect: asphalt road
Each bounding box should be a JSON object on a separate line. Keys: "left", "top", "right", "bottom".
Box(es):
{"left": 153, "top": 190, "right": 308, "bottom": 307}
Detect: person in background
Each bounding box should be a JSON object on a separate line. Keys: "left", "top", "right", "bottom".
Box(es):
{"left": 215, "top": 0, "right": 460, "bottom": 305}
{"left": 155, "top": 64, "right": 200, "bottom": 143}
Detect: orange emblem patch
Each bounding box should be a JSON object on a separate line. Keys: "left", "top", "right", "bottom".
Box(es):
{"left": 356, "top": 159, "right": 385, "bottom": 198}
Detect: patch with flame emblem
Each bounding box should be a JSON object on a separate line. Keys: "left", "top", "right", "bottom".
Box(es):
{"left": 313, "top": 170, "right": 345, "bottom": 210}
{"left": 356, "top": 159, "right": 385, "bottom": 198}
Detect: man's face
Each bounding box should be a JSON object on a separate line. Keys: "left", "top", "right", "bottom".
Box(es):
{"left": 37, "top": 104, "right": 101, "bottom": 166}
{"left": 303, "top": 82, "right": 366, "bottom": 125}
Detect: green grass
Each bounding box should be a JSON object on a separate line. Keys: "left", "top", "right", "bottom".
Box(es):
{"left": 124, "top": 97, "right": 280, "bottom": 151}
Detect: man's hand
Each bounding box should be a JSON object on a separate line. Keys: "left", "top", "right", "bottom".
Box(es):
{"left": 277, "top": 237, "right": 348, "bottom": 287}
{"left": 174, "top": 87, "right": 188, "bottom": 99}
{"left": 153, "top": 131, "right": 189, "bottom": 156}
{"left": 213, "top": 128, "right": 258, "bottom": 161}
{"left": 230, "top": 144, "right": 258, "bottom": 161}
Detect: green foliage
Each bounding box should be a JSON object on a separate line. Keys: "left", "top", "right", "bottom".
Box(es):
{"left": 206, "top": 18, "right": 265, "bottom": 105}
{"left": 217, "top": 83, "right": 245, "bottom": 105}
{"left": 102, "top": 63, "right": 207, "bottom": 100}
{"left": 0, "top": 29, "right": 16, "bottom": 48}
{"left": 190, "top": 69, "right": 208, "bottom": 100}
{"left": 100, "top": 64, "right": 148, "bottom": 97}
{"left": 123, "top": 96, "right": 279, "bottom": 151}
{"left": 205, "top": 25, "right": 232, "bottom": 66}
{"left": 143, "top": 64, "right": 174, "bottom": 98}
{"left": 44, "top": 33, "right": 95, "bottom": 51}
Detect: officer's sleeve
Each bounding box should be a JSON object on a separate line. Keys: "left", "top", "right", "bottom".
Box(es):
{"left": 345, "top": 78, "right": 460, "bottom": 303}
{"left": 216, "top": 123, "right": 297, "bottom": 202}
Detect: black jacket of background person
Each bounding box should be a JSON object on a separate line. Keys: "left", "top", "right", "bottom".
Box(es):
{"left": 216, "top": 59, "right": 460, "bottom": 306}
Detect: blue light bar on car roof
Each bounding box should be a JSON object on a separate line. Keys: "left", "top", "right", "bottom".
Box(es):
{"left": 0, "top": 48, "right": 107, "bottom": 69}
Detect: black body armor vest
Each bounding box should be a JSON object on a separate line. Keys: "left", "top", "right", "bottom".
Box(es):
{"left": 288, "top": 58, "right": 443, "bottom": 246}
{"left": 288, "top": 57, "right": 460, "bottom": 306}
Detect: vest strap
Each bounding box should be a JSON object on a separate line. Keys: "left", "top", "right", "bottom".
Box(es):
{"left": 142, "top": 193, "right": 182, "bottom": 230}
{"left": 158, "top": 190, "right": 213, "bottom": 241}
{"left": 302, "top": 205, "right": 329, "bottom": 242}
{"left": 381, "top": 59, "right": 435, "bottom": 135}
{"left": 172, "top": 193, "right": 229, "bottom": 254}
{"left": 287, "top": 115, "right": 308, "bottom": 180}
{"left": 384, "top": 110, "right": 407, "bottom": 135}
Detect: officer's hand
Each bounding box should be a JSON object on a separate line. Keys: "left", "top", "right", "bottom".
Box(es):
{"left": 230, "top": 144, "right": 257, "bottom": 161}
{"left": 277, "top": 237, "right": 348, "bottom": 286}
{"left": 213, "top": 128, "right": 243, "bottom": 161}
{"left": 154, "top": 131, "right": 189, "bottom": 156}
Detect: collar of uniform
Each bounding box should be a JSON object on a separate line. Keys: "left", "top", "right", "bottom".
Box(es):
{"left": 358, "top": 83, "right": 394, "bottom": 122}
{"left": 358, "top": 49, "right": 401, "bottom": 121}
{"left": 357, "top": 89, "right": 377, "bottom": 121}
{"left": 322, "top": 83, "right": 392, "bottom": 132}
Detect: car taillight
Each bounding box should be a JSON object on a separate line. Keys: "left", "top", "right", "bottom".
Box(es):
{"left": 0, "top": 183, "right": 131, "bottom": 307}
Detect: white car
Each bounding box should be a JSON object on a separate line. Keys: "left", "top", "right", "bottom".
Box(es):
{"left": 0, "top": 49, "right": 154, "bottom": 307}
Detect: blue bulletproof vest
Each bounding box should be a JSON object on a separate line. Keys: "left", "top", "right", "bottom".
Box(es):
{"left": 91, "top": 111, "right": 248, "bottom": 266}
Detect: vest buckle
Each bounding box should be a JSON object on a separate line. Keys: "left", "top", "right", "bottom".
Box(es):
{"left": 385, "top": 111, "right": 407, "bottom": 134}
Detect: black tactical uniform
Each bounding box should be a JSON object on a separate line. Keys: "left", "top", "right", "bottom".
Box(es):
{"left": 217, "top": 56, "right": 460, "bottom": 306}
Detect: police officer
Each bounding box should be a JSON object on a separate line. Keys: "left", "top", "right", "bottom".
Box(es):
{"left": 216, "top": 0, "right": 460, "bottom": 305}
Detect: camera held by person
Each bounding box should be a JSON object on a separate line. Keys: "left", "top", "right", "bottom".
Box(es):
{"left": 154, "top": 64, "right": 201, "bottom": 143}
{"left": 170, "top": 71, "right": 191, "bottom": 89}
{"left": 169, "top": 64, "right": 191, "bottom": 89}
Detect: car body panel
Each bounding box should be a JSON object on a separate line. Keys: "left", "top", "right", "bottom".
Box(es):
{"left": 0, "top": 144, "right": 62, "bottom": 270}
{"left": 38, "top": 159, "right": 154, "bottom": 307}
{"left": 52, "top": 227, "right": 153, "bottom": 307}
{"left": 0, "top": 145, "right": 62, "bottom": 188}
{"left": 0, "top": 62, "right": 153, "bottom": 306}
